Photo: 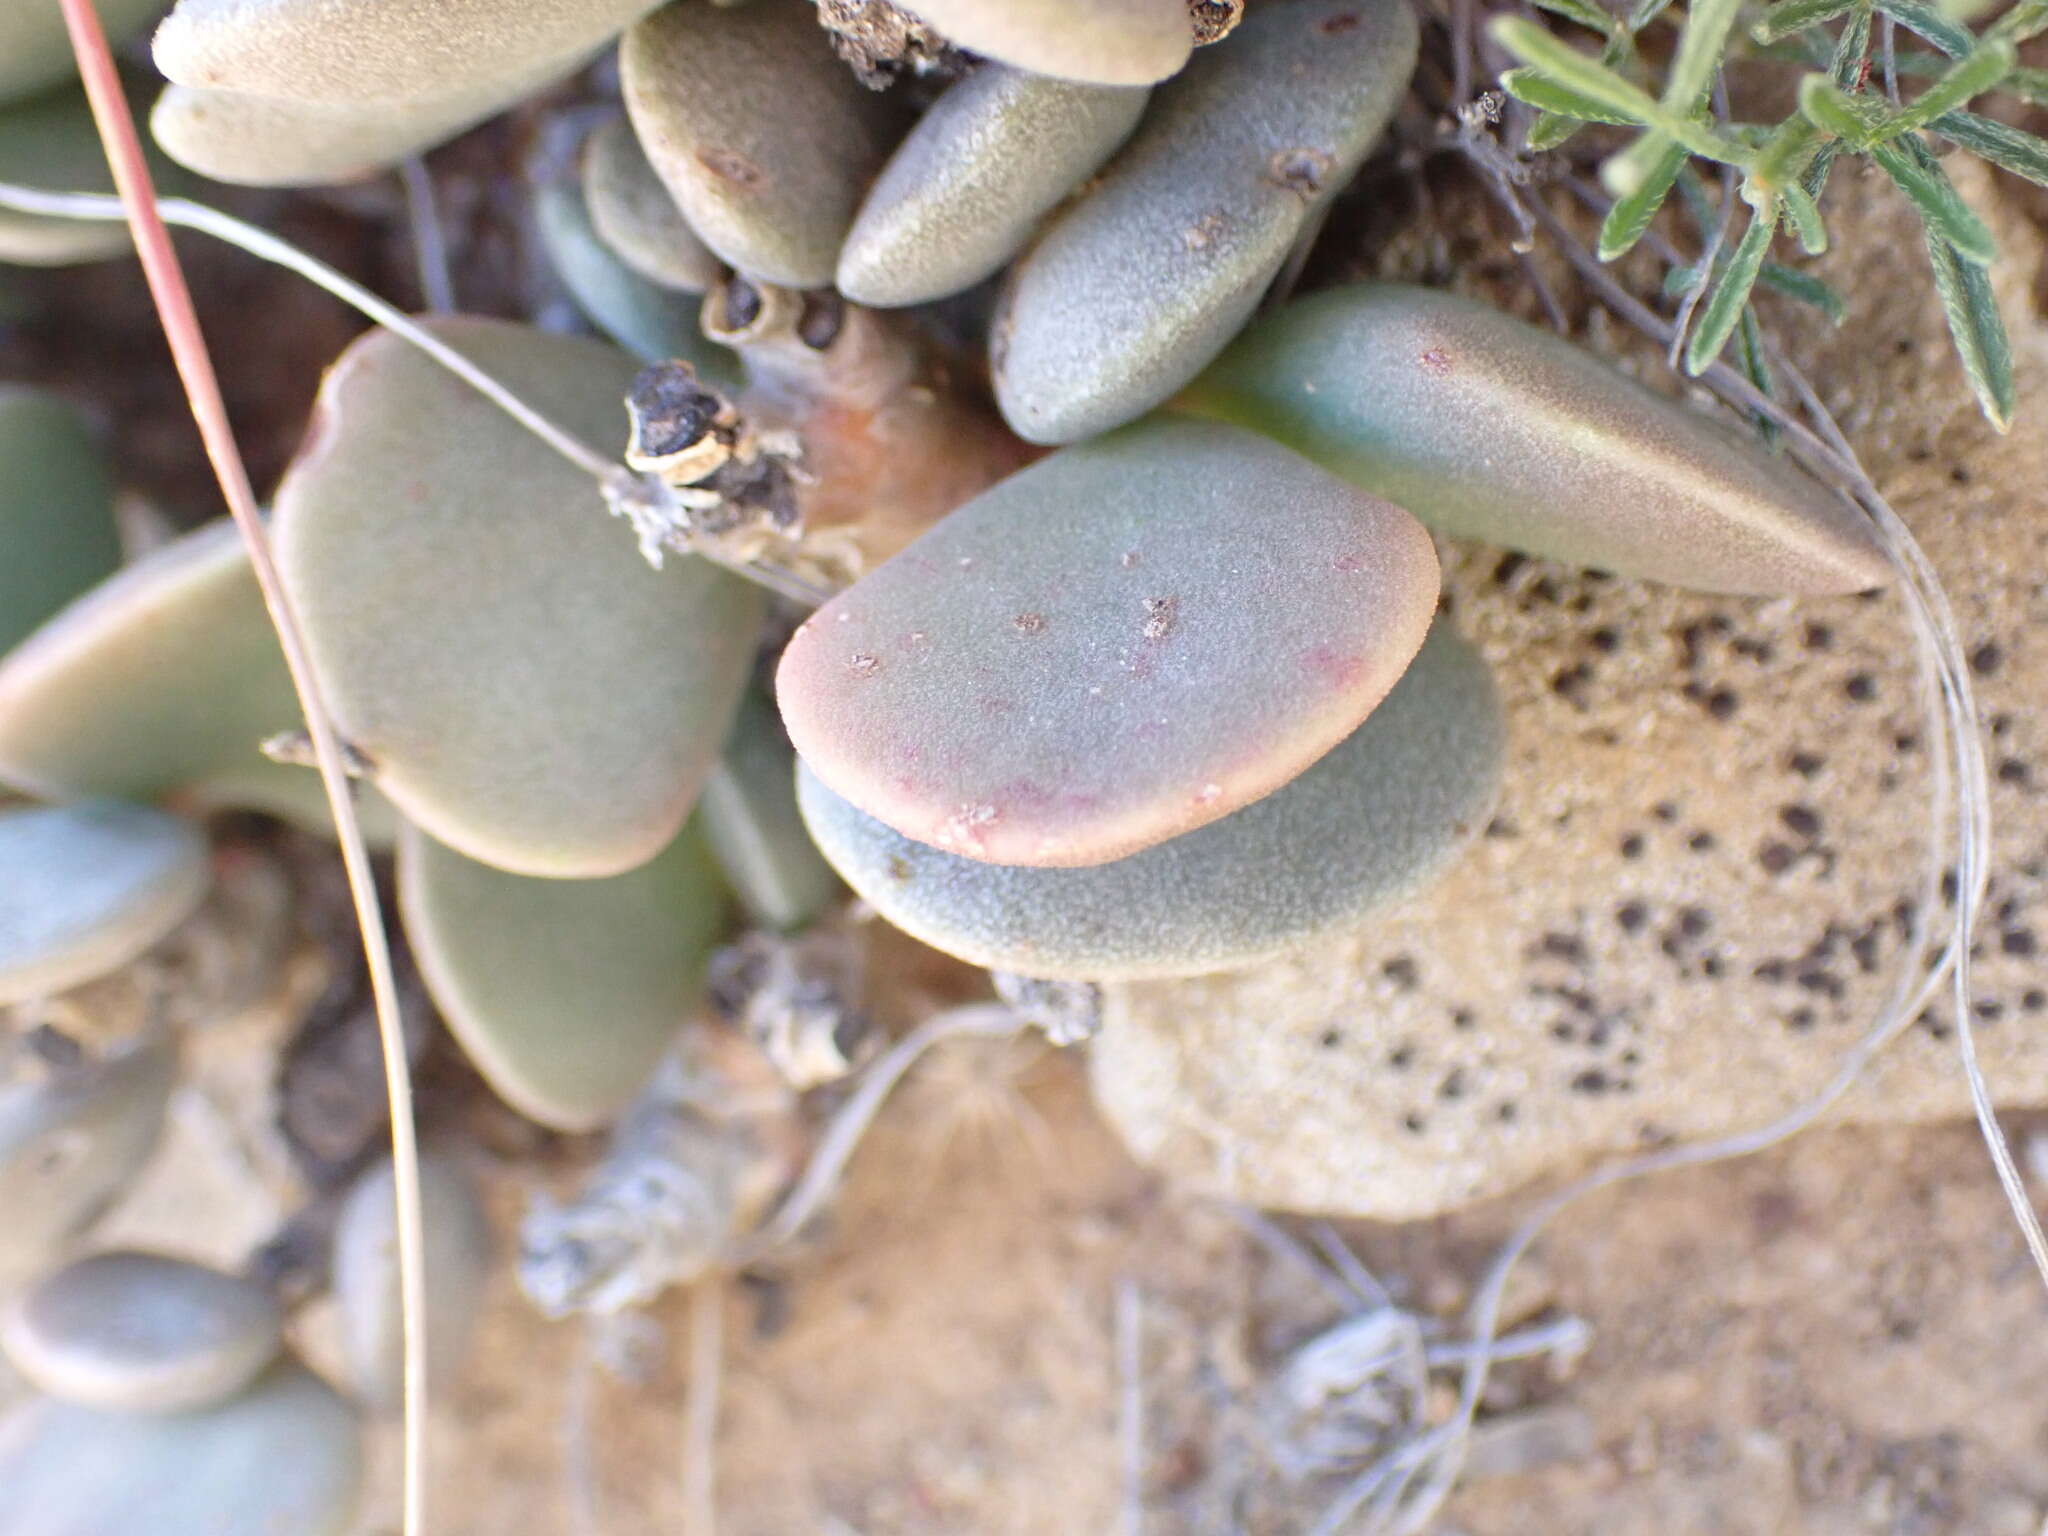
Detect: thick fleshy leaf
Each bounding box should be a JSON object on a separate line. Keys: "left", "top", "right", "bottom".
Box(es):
{"left": 0, "top": 1034, "right": 174, "bottom": 1275}
{"left": 699, "top": 690, "right": 840, "bottom": 934}
{"left": 0, "top": 802, "right": 208, "bottom": 1004}
{"left": 797, "top": 622, "right": 1503, "bottom": 980}
{"left": 152, "top": 0, "right": 653, "bottom": 104}
{"left": 620, "top": 0, "right": 903, "bottom": 287}
{"left": 0, "top": 0, "right": 166, "bottom": 106}
{"left": 895, "top": 0, "right": 1193, "bottom": 84}
{"left": 2, "top": 1251, "right": 281, "bottom": 1414}
{"left": 331, "top": 1150, "right": 490, "bottom": 1412}
{"left": 837, "top": 66, "right": 1148, "bottom": 308}
{"left": 581, "top": 114, "right": 723, "bottom": 293}
{"left": 1179, "top": 282, "right": 1892, "bottom": 594}
{"left": 151, "top": 78, "right": 520, "bottom": 187}
{"left": 274, "top": 318, "right": 762, "bottom": 878}
{"left": 991, "top": 0, "right": 1418, "bottom": 444}
{"left": 0, "top": 82, "right": 187, "bottom": 265}
{"left": 777, "top": 417, "right": 1439, "bottom": 868}
{"left": 534, "top": 160, "right": 738, "bottom": 384}
{"left": 0, "top": 1361, "right": 361, "bottom": 1536}
{"left": 399, "top": 820, "right": 729, "bottom": 1130}
{"left": 0, "top": 387, "right": 119, "bottom": 655}
{"left": 0, "top": 518, "right": 399, "bottom": 840}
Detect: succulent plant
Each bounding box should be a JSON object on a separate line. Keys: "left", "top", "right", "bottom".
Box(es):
{"left": 0, "top": 1033, "right": 174, "bottom": 1276}
{"left": 0, "top": 387, "right": 119, "bottom": 651}
{"left": 331, "top": 1151, "right": 491, "bottom": 1411}
{"left": 0, "top": 802, "right": 210, "bottom": 1006}
{"left": 1, "top": 1249, "right": 284, "bottom": 1414}
{"left": 398, "top": 819, "right": 728, "bottom": 1129}
{"left": 0, "top": 0, "right": 166, "bottom": 107}
{"left": 0, "top": 517, "right": 400, "bottom": 839}
{"left": 796, "top": 620, "right": 1505, "bottom": 979}
{"left": 271, "top": 317, "right": 762, "bottom": 878}
{"left": 0, "top": 78, "right": 187, "bottom": 265}
{"left": 0, "top": 1359, "right": 362, "bottom": 1536}
{"left": 1, "top": 2, "right": 1971, "bottom": 1522}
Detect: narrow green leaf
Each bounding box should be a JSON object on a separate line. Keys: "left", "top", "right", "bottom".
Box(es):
{"left": 1753, "top": 0, "right": 1858, "bottom": 42}
{"left": 1667, "top": 0, "right": 1746, "bottom": 107}
{"left": 1757, "top": 260, "right": 1846, "bottom": 320}
{"left": 1527, "top": 110, "right": 1589, "bottom": 150}
{"left": 1876, "top": 36, "right": 2015, "bottom": 136}
{"left": 1922, "top": 225, "right": 2015, "bottom": 429}
{"left": 1627, "top": 0, "right": 1678, "bottom": 30}
{"left": 1502, "top": 67, "right": 1643, "bottom": 123}
{"left": 1875, "top": 0, "right": 1971, "bottom": 55}
{"left": 1990, "top": 0, "right": 2048, "bottom": 42}
{"left": 1778, "top": 180, "right": 1830, "bottom": 252}
{"left": 1999, "top": 64, "right": 2048, "bottom": 102}
{"left": 1674, "top": 163, "right": 1719, "bottom": 238}
{"left": 1662, "top": 262, "right": 1704, "bottom": 296}
{"left": 1493, "top": 18, "right": 1752, "bottom": 165}
{"left": 1752, "top": 115, "right": 1824, "bottom": 190}
{"left": 1735, "top": 308, "right": 1782, "bottom": 444}
{"left": 1832, "top": 0, "right": 1875, "bottom": 82}
{"left": 1685, "top": 199, "right": 1777, "bottom": 374}
{"left": 1870, "top": 132, "right": 1996, "bottom": 262}
{"left": 1798, "top": 73, "right": 1883, "bottom": 145}
{"left": 1933, "top": 107, "right": 2048, "bottom": 186}
{"left": 1531, "top": 0, "right": 1621, "bottom": 33}
{"left": 1598, "top": 136, "right": 1690, "bottom": 257}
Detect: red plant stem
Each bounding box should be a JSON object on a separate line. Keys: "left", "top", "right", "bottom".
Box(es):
{"left": 55, "top": 6, "right": 429, "bottom": 1533}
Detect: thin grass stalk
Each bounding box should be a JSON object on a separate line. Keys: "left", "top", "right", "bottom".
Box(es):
{"left": 53, "top": 5, "right": 431, "bottom": 1532}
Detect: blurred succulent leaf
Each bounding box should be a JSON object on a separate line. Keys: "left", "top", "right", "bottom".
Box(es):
{"left": 332, "top": 1151, "right": 490, "bottom": 1412}
{"left": 0, "top": 1033, "right": 174, "bottom": 1278}
{"left": 0, "top": 1360, "right": 361, "bottom": 1536}
{"left": 795, "top": 622, "right": 1502, "bottom": 981}
{"left": 579, "top": 113, "right": 724, "bottom": 294}
{"left": 273, "top": 318, "right": 762, "bottom": 878}
{"left": 399, "top": 820, "right": 728, "bottom": 1131}
{"left": 1684, "top": 196, "right": 1776, "bottom": 374}
{"left": 621, "top": 0, "right": 904, "bottom": 288}
{"left": 777, "top": 417, "right": 1439, "bottom": 869}
{"left": 0, "top": 387, "right": 120, "bottom": 654}
{"left": 533, "top": 160, "right": 738, "bottom": 385}
{"left": 1179, "top": 282, "right": 1890, "bottom": 594}
{"left": 994, "top": 0, "right": 1418, "bottom": 444}
{"left": 838, "top": 65, "right": 1149, "bottom": 308}
{"left": 151, "top": 78, "right": 528, "bottom": 188}
{"left": 0, "top": 802, "right": 209, "bottom": 1006}
{"left": 0, "top": 519, "right": 398, "bottom": 839}
{"left": 699, "top": 690, "right": 840, "bottom": 935}
{"left": 0, "top": 0, "right": 166, "bottom": 106}
{"left": 0, "top": 81, "right": 187, "bottom": 265}
{"left": 892, "top": 0, "right": 1193, "bottom": 84}
{"left": 152, "top": 0, "right": 654, "bottom": 105}
{"left": 2, "top": 1251, "right": 282, "bottom": 1414}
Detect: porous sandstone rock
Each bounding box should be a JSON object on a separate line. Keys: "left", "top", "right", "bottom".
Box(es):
{"left": 1089, "top": 163, "right": 2048, "bottom": 1218}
